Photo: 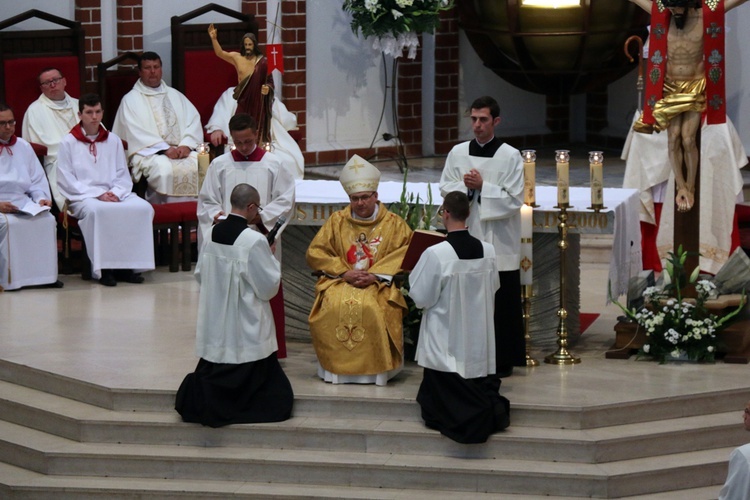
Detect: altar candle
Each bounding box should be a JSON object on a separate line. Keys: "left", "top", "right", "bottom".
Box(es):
{"left": 521, "top": 203, "right": 533, "bottom": 240}
{"left": 520, "top": 204, "right": 533, "bottom": 285}
{"left": 522, "top": 149, "right": 536, "bottom": 206}
{"left": 589, "top": 151, "right": 604, "bottom": 206}
{"left": 555, "top": 150, "right": 570, "bottom": 206}
{"left": 197, "top": 143, "right": 210, "bottom": 189}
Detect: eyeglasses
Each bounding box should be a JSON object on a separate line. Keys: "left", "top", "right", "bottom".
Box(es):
{"left": 40, "top": 77, "right": 64, "bottom": 88}
{"left": 0, "top": 120, "right": 16, "bottom": 128}
{"left": 252, "top": 203, "right": 263, "bottom": 213}
{"left": 349, "top": 192, "right": 376, "bottom": 203}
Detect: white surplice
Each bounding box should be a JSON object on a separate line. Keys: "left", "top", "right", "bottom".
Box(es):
{"left": 409, "top": 240, "right": 500, "bottom": 379}
{"left": 57, "top": 128, "right": 154, "bottom": 279}
{"left": 112, "top": 80, "right": 202, "bottom": 198}
{"left": 719, "top": 443, "right": 750, "bottom": 500}
{"left": 205, "top": 87, "right": 304, "bottom": 180}
{"left": 197, "top": 150, "right": 295, "bottom": 253}
{"left": 439, "top": 141, "right": 525, "bottom": 270}
{"left": 195, "top": 225, "right": 280, "bottom": 364}
{"left": 21, "top": 92, "right": 79, "bottom": 210}
{"left": 622, "top": 113, "right": 747, "bottom": 274}
{"left": 0, "top": 137, "right": 58, "bottom": 290}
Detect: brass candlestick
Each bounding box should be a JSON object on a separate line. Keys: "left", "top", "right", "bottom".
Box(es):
{"left": 545, "top": 205, "right": 581, "bottom": 365}
{"left": 522, "top": 284, "right": 539, "bottom": 366}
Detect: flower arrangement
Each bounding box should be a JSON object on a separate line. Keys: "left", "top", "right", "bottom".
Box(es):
{"left": 612, "top": 246, "right": 745, "bottom": 363}
{"left": 342, "top": 0, "right": 454, "bottom": 59}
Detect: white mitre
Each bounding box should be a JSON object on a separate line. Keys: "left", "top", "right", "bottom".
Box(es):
{"left": 339, "top": 154, "right": 381, "bottom": 195}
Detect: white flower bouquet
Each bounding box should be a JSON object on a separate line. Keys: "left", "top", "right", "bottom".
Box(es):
{"left": 343, "top": 0, "right": 454, "bottom": 59}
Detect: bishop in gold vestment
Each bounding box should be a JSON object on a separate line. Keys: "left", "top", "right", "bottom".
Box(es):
{"left": 306, "top": 155, "right": 412, "bottom": 385}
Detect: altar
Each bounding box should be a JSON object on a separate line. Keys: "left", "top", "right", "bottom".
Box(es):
{"left": 282, "top": 180, "right": 642, "bottom": 350}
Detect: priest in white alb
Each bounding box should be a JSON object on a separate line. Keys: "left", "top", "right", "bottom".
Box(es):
{"left": 21, "top": 67, "right": 79, "bottom": 210}
{"left": 205, "top": 86, "right": 304, "bottom": 180}
{"left": 198, "top": 112, "right": 295, "bottom": 357}
{"left": 57, "top": 94, "right": 154, "bottom": 286}
{"left": 0, "top": 103, "right": 60, "bottom": 291}
{"left": 112, "top": 52, "right": 202, "bottom": 202}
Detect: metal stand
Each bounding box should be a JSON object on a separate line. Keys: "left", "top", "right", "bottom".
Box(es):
{"left": 523, "top": 284, "right": 539, "bottom": 366}
{"left": 545, "top": 204, "right": 581, "bottom": 365}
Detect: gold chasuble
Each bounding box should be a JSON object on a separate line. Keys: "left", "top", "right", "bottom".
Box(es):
{"left": 306, "top": 203, "right": 412, "bottom": 376}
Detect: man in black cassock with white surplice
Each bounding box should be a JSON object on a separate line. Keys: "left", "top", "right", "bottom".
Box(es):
{"left": 175, "top": 183, "right": 293, "bottom": 427}
{"left": 410, "top": 191, "right": 510, "bottom": 444}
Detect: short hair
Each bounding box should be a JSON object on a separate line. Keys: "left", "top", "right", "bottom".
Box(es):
{"left": 240, "top": 32, "right": 262, "bottom": 57}
{"left": 470, "top": 96, "right": 501, "bottom": 119}
{"left": 442, "top": 191, "right": 470, "bottom": 221}
{"left": 138, "top": 51, "right": 162, "bottom": 70}
{"left": 37, "top": 67, "right": 63, "bottom": 84}
{"left": 230, "top": 183, "right": 260, "bottom": 210}
{"left": 78, "top": 93, "right": 102, "bottom": 112}
{"left": 0, "top": 102, "right": 12, "bottom": 114}
{"left": 229, "top": 113, "right": 258, "bottom": 132}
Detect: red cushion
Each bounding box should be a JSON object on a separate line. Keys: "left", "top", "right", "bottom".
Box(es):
{"left": 183, "top": 50, "right": 236, "bottom": 126}
{"left": 30, "top": 142, "right": 48, "bottom": 157}
{"left": 168, "top": 201, "right": 199, "bottom": 222}
{"left": 151, "top": 204, "right": 183, "bottom": 224}
{"left": 736, "top": 203, "right": 750, "bottom": 224}
{"left": 4, "top": 56, "right": 81, "bottom": 139}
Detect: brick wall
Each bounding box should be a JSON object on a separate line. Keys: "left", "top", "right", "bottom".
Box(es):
{"left": 116, "top": 0, "right": 143, "bottom": 56}
{"left": 74, "top": 0, "right": 102, "bottom": 91}
{"left": 433, "top": 8, "right": 459, "bottom": 155}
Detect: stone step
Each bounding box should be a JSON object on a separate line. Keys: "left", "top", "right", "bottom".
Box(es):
{"left": 0, "top": 458, "right": 723, "bottom": 499}
{"left": 3, "top": 360, "right": 749, "bottom": 431}
{"left": 0, "top": 419, "right": 733, "bottom": 498}
{"left": 0, "top": 379, "right": 746, "bottom": 465}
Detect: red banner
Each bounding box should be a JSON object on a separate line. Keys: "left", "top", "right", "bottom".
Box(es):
{"left": 266, "top": 44, "right": 284, "bottom": 74}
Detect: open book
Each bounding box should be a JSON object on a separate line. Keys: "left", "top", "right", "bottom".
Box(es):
{"left": 401, "top": 229, "right": 446, "bottom": 271}
{"left": 17, "top": 201, "right": 52, "bottom": 217}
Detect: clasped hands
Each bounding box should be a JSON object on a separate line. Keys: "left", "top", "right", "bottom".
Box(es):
{"left": 463, "top": 168, "right": 483, "bottom": 190}
{"left": 341, "top": 270, "right": 379, "bottom": 288}
{"left": 164, "top": 145, "right": 192, "bottom": 160}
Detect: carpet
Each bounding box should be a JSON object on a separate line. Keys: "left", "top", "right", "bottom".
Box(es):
{"left": 580, "top": 313, "right": 600, "bottom": 333}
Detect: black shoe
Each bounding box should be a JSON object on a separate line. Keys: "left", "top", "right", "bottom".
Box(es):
{"left": 120, "top": 270, "right": 144, "bottom": 284}
{"left": 47, "top": 280, "right": 64, "bottom": 288}
{"left": 99, "top": 270, "right": 117, "bottom": 287}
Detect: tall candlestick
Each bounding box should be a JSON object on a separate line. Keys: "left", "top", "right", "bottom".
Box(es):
{"left": 520, "top": 204, "right": 533, "bottom": 285}
{"left": 589, "top": 150, "right": 604, "bottom": 208}
{"left": 522, "top": 149, "right": 537, "bottom": 206}
{"left": 555, "top": 150, "right": 570, "bottom": 207}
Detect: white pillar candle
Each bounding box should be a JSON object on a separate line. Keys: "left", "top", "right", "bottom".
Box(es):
{"left": 589, "top": 151, "right": 604, "bottom": 206}
{"left": 555, "top": 149, "right": 570, "bottom": 206}
{"left": 520, "top": 203, "right": 533, "bottom": 285}
{"left": 522, "top": 149, "right": 536, "bottom": 206}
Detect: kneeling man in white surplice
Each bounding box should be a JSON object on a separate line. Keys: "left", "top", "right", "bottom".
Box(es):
{"left": 57, "top": 94, "right": 154, "bottom": 286}
{"left": 0, "top": 103, "right": 60, "bottom": 291}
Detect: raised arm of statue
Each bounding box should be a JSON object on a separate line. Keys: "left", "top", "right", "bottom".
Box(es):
{"left": 208, "top": 24, "right": 240, "bottom": 67}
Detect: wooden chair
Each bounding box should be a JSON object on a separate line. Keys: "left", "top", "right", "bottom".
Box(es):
{"left": 97, "top": 52, "right": 140, "bottom": 131}
{"left": 171, "top": 4, "right": 258, "bottom": 138}
{"left": 0, "top": 10, "right": 84, "bottom": 142}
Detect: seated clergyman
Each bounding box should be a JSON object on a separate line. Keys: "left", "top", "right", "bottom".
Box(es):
{"left": 306, "top": 155, "right": 412, "bottom": 386}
